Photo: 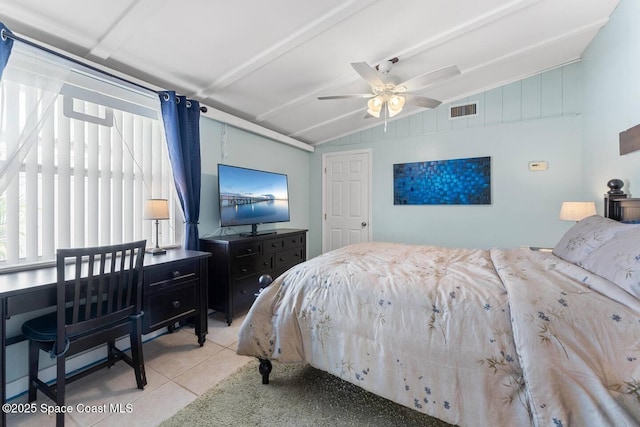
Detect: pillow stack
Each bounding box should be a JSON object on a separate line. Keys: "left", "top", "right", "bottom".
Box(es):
{"left": 553, "top": 215, "right": 640, "bottom": 299}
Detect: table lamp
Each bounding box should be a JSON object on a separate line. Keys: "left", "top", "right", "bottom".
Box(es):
{"left": 144, "top": 199, "right": 169, "bottom": 255}
{"left": 559, "top": 201, "right": 596, "bottom": 222}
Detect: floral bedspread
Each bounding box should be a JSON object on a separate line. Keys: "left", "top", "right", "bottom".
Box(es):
{"left": 236, "top": 242, "right": 640, "bottom": 426}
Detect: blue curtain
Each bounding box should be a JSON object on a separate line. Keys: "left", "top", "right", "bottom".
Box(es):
{"left": 0, "top": 22, "right": 14, "bottom": 79}
{"left": 159, "top": 91, "right": 201, "bottom": 250}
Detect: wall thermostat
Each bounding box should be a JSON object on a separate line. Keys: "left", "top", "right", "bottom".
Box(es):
{"left": 529, "top": 161, "right": 548, "bottom": 171}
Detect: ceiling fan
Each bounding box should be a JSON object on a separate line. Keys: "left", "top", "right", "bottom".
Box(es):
{"left": 318, "top": 58, "right": 460, "bottom": 119}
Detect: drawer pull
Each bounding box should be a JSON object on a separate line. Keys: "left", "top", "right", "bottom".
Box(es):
{"left": 271, "top": 243, "right": 278, "bottom": 248}
{"left": 246, "top": 248, "right": 253, "bottom": 254}
{"left": 241, "top": 268, "right": 248, "bottom": 273}
{"left": 172, "top": 270, "right": 181, "bottom": 278}
{"left": 240, "top": 290, "right": 247, "bottom": 295}
{"left": 279, "top": 258, "right": 285, "bottom": 262}
{"left": 172, "top": 300, "right": 181, "bottom": 309}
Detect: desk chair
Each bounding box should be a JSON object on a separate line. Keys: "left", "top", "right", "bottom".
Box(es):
{"left": 22, "top": 240, "right": 147, "bottom": 426}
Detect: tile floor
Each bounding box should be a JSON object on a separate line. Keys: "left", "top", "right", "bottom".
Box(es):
{"left": 6, "top": 311, "right": 253, "bottom": 426}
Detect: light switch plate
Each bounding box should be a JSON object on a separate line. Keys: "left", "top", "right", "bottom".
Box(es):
{"left": 529, "top": 161, "right": 548, "bottom": 171}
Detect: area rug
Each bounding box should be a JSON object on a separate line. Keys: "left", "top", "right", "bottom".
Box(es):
{"left": 161, "top": 359, "right": 456, "bottom": 427}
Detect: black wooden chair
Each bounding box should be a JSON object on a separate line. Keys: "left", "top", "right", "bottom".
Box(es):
{"left": 21, "top": 240, "right": 147, "bottom": 426}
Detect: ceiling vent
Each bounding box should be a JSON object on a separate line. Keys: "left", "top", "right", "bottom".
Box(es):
{"left": 449, "top": 102, "right": 478, "bottom": 119}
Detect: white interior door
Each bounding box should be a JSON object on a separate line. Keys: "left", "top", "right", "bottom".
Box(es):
{"left": 322, "top": 149, "right": 372, "bottom": 253}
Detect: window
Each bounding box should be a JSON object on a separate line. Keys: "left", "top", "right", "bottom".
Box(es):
{"left": 0, "top": 42, "right": 180, "bottom": 271}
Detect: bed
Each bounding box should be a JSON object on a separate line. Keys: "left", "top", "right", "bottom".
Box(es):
{"left": 236, "top": 197, "right": 640, "bottom": 427}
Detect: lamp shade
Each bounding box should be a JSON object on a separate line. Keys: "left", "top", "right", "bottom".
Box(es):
{"left": 559, "top": 201, "right": 596, "bottom": 221}
{"left": 144, "top": 199, "right": 170, "bottom": 220}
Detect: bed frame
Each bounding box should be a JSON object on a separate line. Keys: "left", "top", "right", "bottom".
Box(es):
{"left": 255, "top": 188, "right": 640, "bottom": 385}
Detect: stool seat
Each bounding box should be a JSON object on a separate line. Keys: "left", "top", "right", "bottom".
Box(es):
{"left": 23, "top": 302, "right": 132, "bottom": 342}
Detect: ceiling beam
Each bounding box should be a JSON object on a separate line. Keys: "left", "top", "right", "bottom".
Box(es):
{"left": 88, "top": 0, "right": 170, "bottom": 61}
{"left": 194, "top": 0, "right": 377, "bottom": 99}
{"left": 256, "top": 0, "right": 541, "bottom": 126}
{"left": 201, "top": 107, "right": 314, "bottom": 152}
{"left": 0, "top": 16, "right": 313, "bottom": 153}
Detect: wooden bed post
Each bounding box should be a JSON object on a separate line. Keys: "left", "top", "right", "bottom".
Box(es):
{"left": 604, "top": 178, "right": 626, "bottom": 220}
{"left": 258, "top": 359, "right": 272, "bottom": 384}
{"left": 257, "top": 273, "right": 274, "bottom": 384}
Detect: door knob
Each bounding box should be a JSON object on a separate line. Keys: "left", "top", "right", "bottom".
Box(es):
{"left": 361, "top": 222, "right": 367, "bottom": 227}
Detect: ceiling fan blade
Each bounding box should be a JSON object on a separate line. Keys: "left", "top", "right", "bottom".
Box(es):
{"left": 351, "top": 62, "right": 387, "bottom": 88}
{"left": 398, "top": 65, "right": 460, "bottom": 92}
{"left": 403, "top": 93, "right": 442, "bottom": 109}
{"left": 318, "top": 94, "right": 374, "bottom": 100}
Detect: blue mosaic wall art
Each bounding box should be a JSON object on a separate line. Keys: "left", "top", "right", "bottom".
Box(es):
{"left": 393, "top": 156, "right": 491, "bottom": 205}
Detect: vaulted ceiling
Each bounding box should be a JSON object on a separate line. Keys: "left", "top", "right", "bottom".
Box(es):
{"left": 0, "top": 0, "right": 620, "bottom": 148}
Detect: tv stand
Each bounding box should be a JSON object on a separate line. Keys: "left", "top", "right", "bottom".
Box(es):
{"left": 239, "top": 224, "right": 276, "bottom": 237}
{"left": 200, "top": 229, "right": 307, "bottom": 325}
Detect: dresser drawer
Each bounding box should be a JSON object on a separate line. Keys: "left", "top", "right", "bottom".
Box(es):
{"left": 145, "top": 260, "right": 198, "bottom": 288}
{"left": 275, "top": 247, "right": 304, "bottom": 273}
{"left": 232, "top": 275, "right": 263, "bottom": 308}
{"left": 264, "top": 234, "right": 304, "bottom": 253}
{"left": 232, "top": 241, "right": 263, "bottom": 258}
{"left": 144, "top": 282, "right": 196, "bottom": 331}
{"left": 233, "top": 254, "right": 273, "bottom": 279}
{"left": 283, "top": 234, "right": 305, "bottom": 249}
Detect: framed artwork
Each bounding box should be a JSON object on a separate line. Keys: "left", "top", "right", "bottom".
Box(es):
{"left": 393, "top": 156, "right": 491, "bottom": 205}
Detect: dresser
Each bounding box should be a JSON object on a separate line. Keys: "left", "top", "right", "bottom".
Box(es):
{"left": 200, "top": 229, "right": 307, "bottom": 325}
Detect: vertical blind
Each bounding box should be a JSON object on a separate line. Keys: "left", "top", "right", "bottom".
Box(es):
{"left": 0, "top": 42, "right": 180, "bottom": 270}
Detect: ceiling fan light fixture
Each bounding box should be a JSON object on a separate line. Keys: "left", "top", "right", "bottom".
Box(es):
{"left": 387, "top": 95, "right": 405, "bottom": 117}
{"left": 318, "top": 61, "right": 458, "bottom": 124}
{"left": 367, "top": 96, "right": 383, "bottom": 118}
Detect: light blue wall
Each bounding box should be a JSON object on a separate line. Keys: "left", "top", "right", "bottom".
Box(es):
{"left": 581, "top": 0, "right": 640, "bottom": 199}
{"left": 309, "top": 64, "right": 584, "bottom": 257}
{"left": 197, "top": 117, "right": 310, "bottom": 239}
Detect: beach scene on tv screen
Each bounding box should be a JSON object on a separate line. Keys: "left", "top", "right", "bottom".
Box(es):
{"left": 219, "top": 166, "right": 289, "bottom": 225}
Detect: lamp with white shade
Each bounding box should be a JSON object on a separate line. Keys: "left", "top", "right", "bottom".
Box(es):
{"left": 559, "top": 201, "right": 596, "bottom": 222}
{"left": 144, "top": 199, "right": 169, "bottom": 255}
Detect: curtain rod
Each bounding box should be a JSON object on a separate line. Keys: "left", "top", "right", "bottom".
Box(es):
{"left": 0, "top": 28, "right": 207, "bottom": 113}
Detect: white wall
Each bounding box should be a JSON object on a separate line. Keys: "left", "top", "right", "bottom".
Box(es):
{"left": 309, "top": 64, "right": 584, "bottom": 257}
{"left": 581, "top": 0, "right": 640, "bottom": 199}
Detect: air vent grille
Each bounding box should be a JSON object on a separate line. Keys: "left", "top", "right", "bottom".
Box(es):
{"left": 449, "top": 102, "right": 478, "bottom": 119}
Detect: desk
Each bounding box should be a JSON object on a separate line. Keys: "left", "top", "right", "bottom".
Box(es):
{"left": 0, "top": 249, "right": 210, "bottom": 426}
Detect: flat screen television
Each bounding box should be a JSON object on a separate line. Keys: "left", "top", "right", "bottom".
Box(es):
{"left": 217, "top": 164, "right": 290, "bottom": 236}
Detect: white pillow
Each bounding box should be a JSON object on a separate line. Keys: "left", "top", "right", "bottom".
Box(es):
{"left": 580, "top": 229, "right": 640, "bottom": 299}
{"left": 552, "top": 215, "right": 631, "bottom": 265}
